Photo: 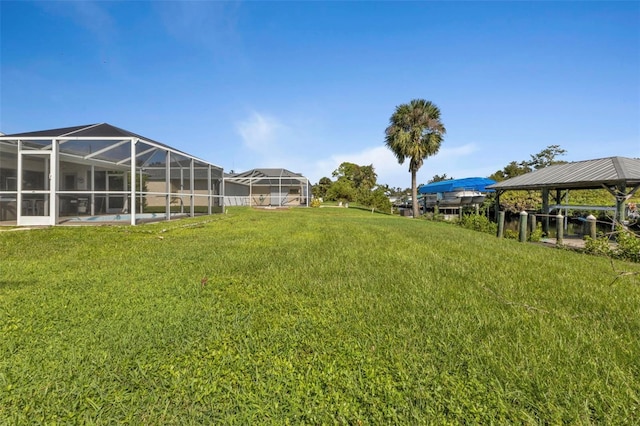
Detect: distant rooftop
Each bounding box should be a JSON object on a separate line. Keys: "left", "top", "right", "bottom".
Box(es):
{"left": 227, "top": 168, "right": 304, "bottom": 178}
{"left": 224, "top": 168, "right": 307, "bottom": 186}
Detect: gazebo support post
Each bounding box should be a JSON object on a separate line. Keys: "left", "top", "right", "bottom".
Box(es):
{"left": 555, "top": 189, "right": 569, "bottom": 230}
{"left": 542, "top": 188, "right": 549, "bottom": 235}
{"left": 603, "top": 184, "right": 639, "bottom": 226}
{"left": 616, "top": 184, "right": 626, "bottom": 224}
{"left": 494, "top": 190, "right": 503, "bottom": 222}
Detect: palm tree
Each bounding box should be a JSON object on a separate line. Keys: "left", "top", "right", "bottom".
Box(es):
{"left": 385, "top": 99, "right": 446, "bottom": 218}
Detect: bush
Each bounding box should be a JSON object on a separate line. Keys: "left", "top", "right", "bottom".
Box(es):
{"left": 615, "top": 227, "right": 640, "bottom": 262}
{"left": 528, "top": 223, "right": 543, "bottom": 242}
{"left": 504, "top": 229, "right": 518, "bottom": 240}
{"left": 310, "top": 198, "right": 321, "bottom": 208}
{"left": 584, "top": 235, "right": 613, "bottom": 258}
{"left": 584, "top": 227, "right": 640, "bottom": 263}
{"left": 457, "top": 214, "right": 497, "bottom": 235}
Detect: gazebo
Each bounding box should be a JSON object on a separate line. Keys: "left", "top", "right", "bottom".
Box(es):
{"left": 487, "top": 156, "right": 640, "bottom": 232}
{"left": 0, "top": 123, "right": 224, "bottom": 226}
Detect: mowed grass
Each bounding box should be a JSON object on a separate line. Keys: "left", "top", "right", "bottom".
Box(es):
{"left": 1, "top": 207, "right": 639, "bottom": 424}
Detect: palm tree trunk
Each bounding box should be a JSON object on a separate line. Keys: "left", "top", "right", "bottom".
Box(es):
{"left": 411, "top": 169, "right": 418, "bottom": 218}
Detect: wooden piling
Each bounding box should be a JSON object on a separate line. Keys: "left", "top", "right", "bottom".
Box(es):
{"left": 497, "top": 211, "right": 505, "bottom": 238}
{"left": 519, "top": 211, "right": 528, "bottom": 242}
{"left": 556, "top": 213, "right": 564, "bottom": 246}
{"left": 587, "top": 214, "right": 597, "bottom": 239}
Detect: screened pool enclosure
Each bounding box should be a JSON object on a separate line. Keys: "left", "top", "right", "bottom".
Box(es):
{"left": 0, "top": 123, "right": 224, "bottom": 226}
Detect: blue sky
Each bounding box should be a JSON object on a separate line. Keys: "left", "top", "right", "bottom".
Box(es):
{"left": 1, "top": 1, "right": 639, "bottom": 188}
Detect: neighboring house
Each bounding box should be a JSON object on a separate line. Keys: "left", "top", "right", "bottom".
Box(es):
{"left": 0, "top": 123, "right": 224, "bottom": 226}
{"left": 224, "top": 168, "right": 309, "bottom": 207}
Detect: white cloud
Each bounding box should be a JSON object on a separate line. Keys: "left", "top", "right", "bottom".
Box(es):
{"left": 309, "top": 143, "right": 482, "bottom": 188}
{"left": 309, "top": 146, "right": 393, "bottom": 183}
{"left": 437, "top": 143, "right": 478, "bottom": 158}
{"left": 236, "top": 112, "right": 289, "bottom": 153}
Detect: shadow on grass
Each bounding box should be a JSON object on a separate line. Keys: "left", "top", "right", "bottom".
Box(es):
{"left": 0, "top": 280, "right": 35, "bottom": 293}
{"left": 345, "top": 205, "right": 393, "bottom": 216}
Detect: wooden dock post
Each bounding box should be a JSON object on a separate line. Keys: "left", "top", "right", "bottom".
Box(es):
{"left": 587, "top": 214, "right": 597, "bottom": 239}
{"left": 519, "top": 211, "right": 528, "bottom": 242}
{"left": 556, "top": 213, "right": 564, "bottom": 246}
{"left": 497, "top": 211, "right": 505, "bottom": 238}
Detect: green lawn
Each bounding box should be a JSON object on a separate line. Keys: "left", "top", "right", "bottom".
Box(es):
{"left": 1, "top": 207, "right": 639, "bottom": 424}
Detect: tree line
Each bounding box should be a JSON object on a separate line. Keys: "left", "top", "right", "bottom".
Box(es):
{"left": 311, "top": 96, "right": 615, "bottom": 217}
{"left": 311, "top": 162, "right": 392, "bottom": 212}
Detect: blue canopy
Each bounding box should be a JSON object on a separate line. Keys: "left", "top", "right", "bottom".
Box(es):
{"left": 418, "top": 177, "right": 496, "bottom": 194}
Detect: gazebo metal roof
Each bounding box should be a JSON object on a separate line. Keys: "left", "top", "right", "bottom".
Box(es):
{"left": 486, "top": 156, "right": 640, "bottom": 225}
{"left": 487, "top": 156, "right": 640, "bottom": 191}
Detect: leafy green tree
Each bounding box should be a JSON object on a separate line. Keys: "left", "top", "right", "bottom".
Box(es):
{"left": 385, "top": 99, "right": 446, "bottom": 217}
{"left": 325, "top": 178, "right": 357, "bottom": 202}
{"left": 385, "top": 186, "right": 410, "bottom": 198}
{"left": 359, "top": 186, "right": 393, "bottom": 212}
{"left": 428, "top": 173, "right": 453, "bottom": 184}
{"left": 323, "top": 162, "right": 392, "bottom": 211}
{"left": 487, "top": 145, "right": 570, "bottom": 213}
{"left": 312, "top": 177, "right": 333, "bottom": 199}
{"left": 489, "top": 161, "right": 530, "bottom": 182}
{"left": 332, "top": 162, "right": 359, "bottom": 181}
{"left": 526, "top": 144, "right": 567, "bottom": 170}
{"left": 489, "top": 145, "right": 567, "bottom": 182}
{"left": 332, "top": 162, "right": 377, "bottom": 191}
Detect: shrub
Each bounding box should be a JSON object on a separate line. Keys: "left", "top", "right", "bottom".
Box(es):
{"left": 615, "top": 226, "right": 640, "bottom": 262}
{"left": 457, "top": 214, "right": 497, "bottom": 235}
{"left": 422, "top": 212, "right": 446, "bottom": 221}
{"left": 504, "top": 229, "right": 518, "bottom": 240}
{"left": 584, "top": 227, "right": 640, "bottom": 263}
{"left": 310, "top": 198, "right": 321, "bottom": 208}
{"left": 528, "top": 223, "right": 543, "bottom": 242}
{"left": 584, "top": 235, "right": 613, "bottom": 258}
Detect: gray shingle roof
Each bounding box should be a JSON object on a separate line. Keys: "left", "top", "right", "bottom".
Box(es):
{"left": 487, "top": 156, "right": 640, "bottom": 191}
{"left": 2, "top": 123, "right": 193, "bottom": 159}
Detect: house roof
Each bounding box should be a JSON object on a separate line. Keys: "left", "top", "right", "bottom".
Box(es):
{"left": 487, "top": 156, "right": 640, "bottom": 191}
{"left": 2, "top": 122, "right": 191, "bottom": 159}
{"left": 227, "top": 168, "right": 304, "bottom": 178}
{"left": 418, "top": 177, "right": 496, "bottom": 194}
{"left": 225, "top": 168, "right": 307, "bottom": 186}
{"left": 4, "top": 122, "right": 163, "bottom": 142}
{"left": 1, "top": 122, "right": 222, "bottom": 170}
